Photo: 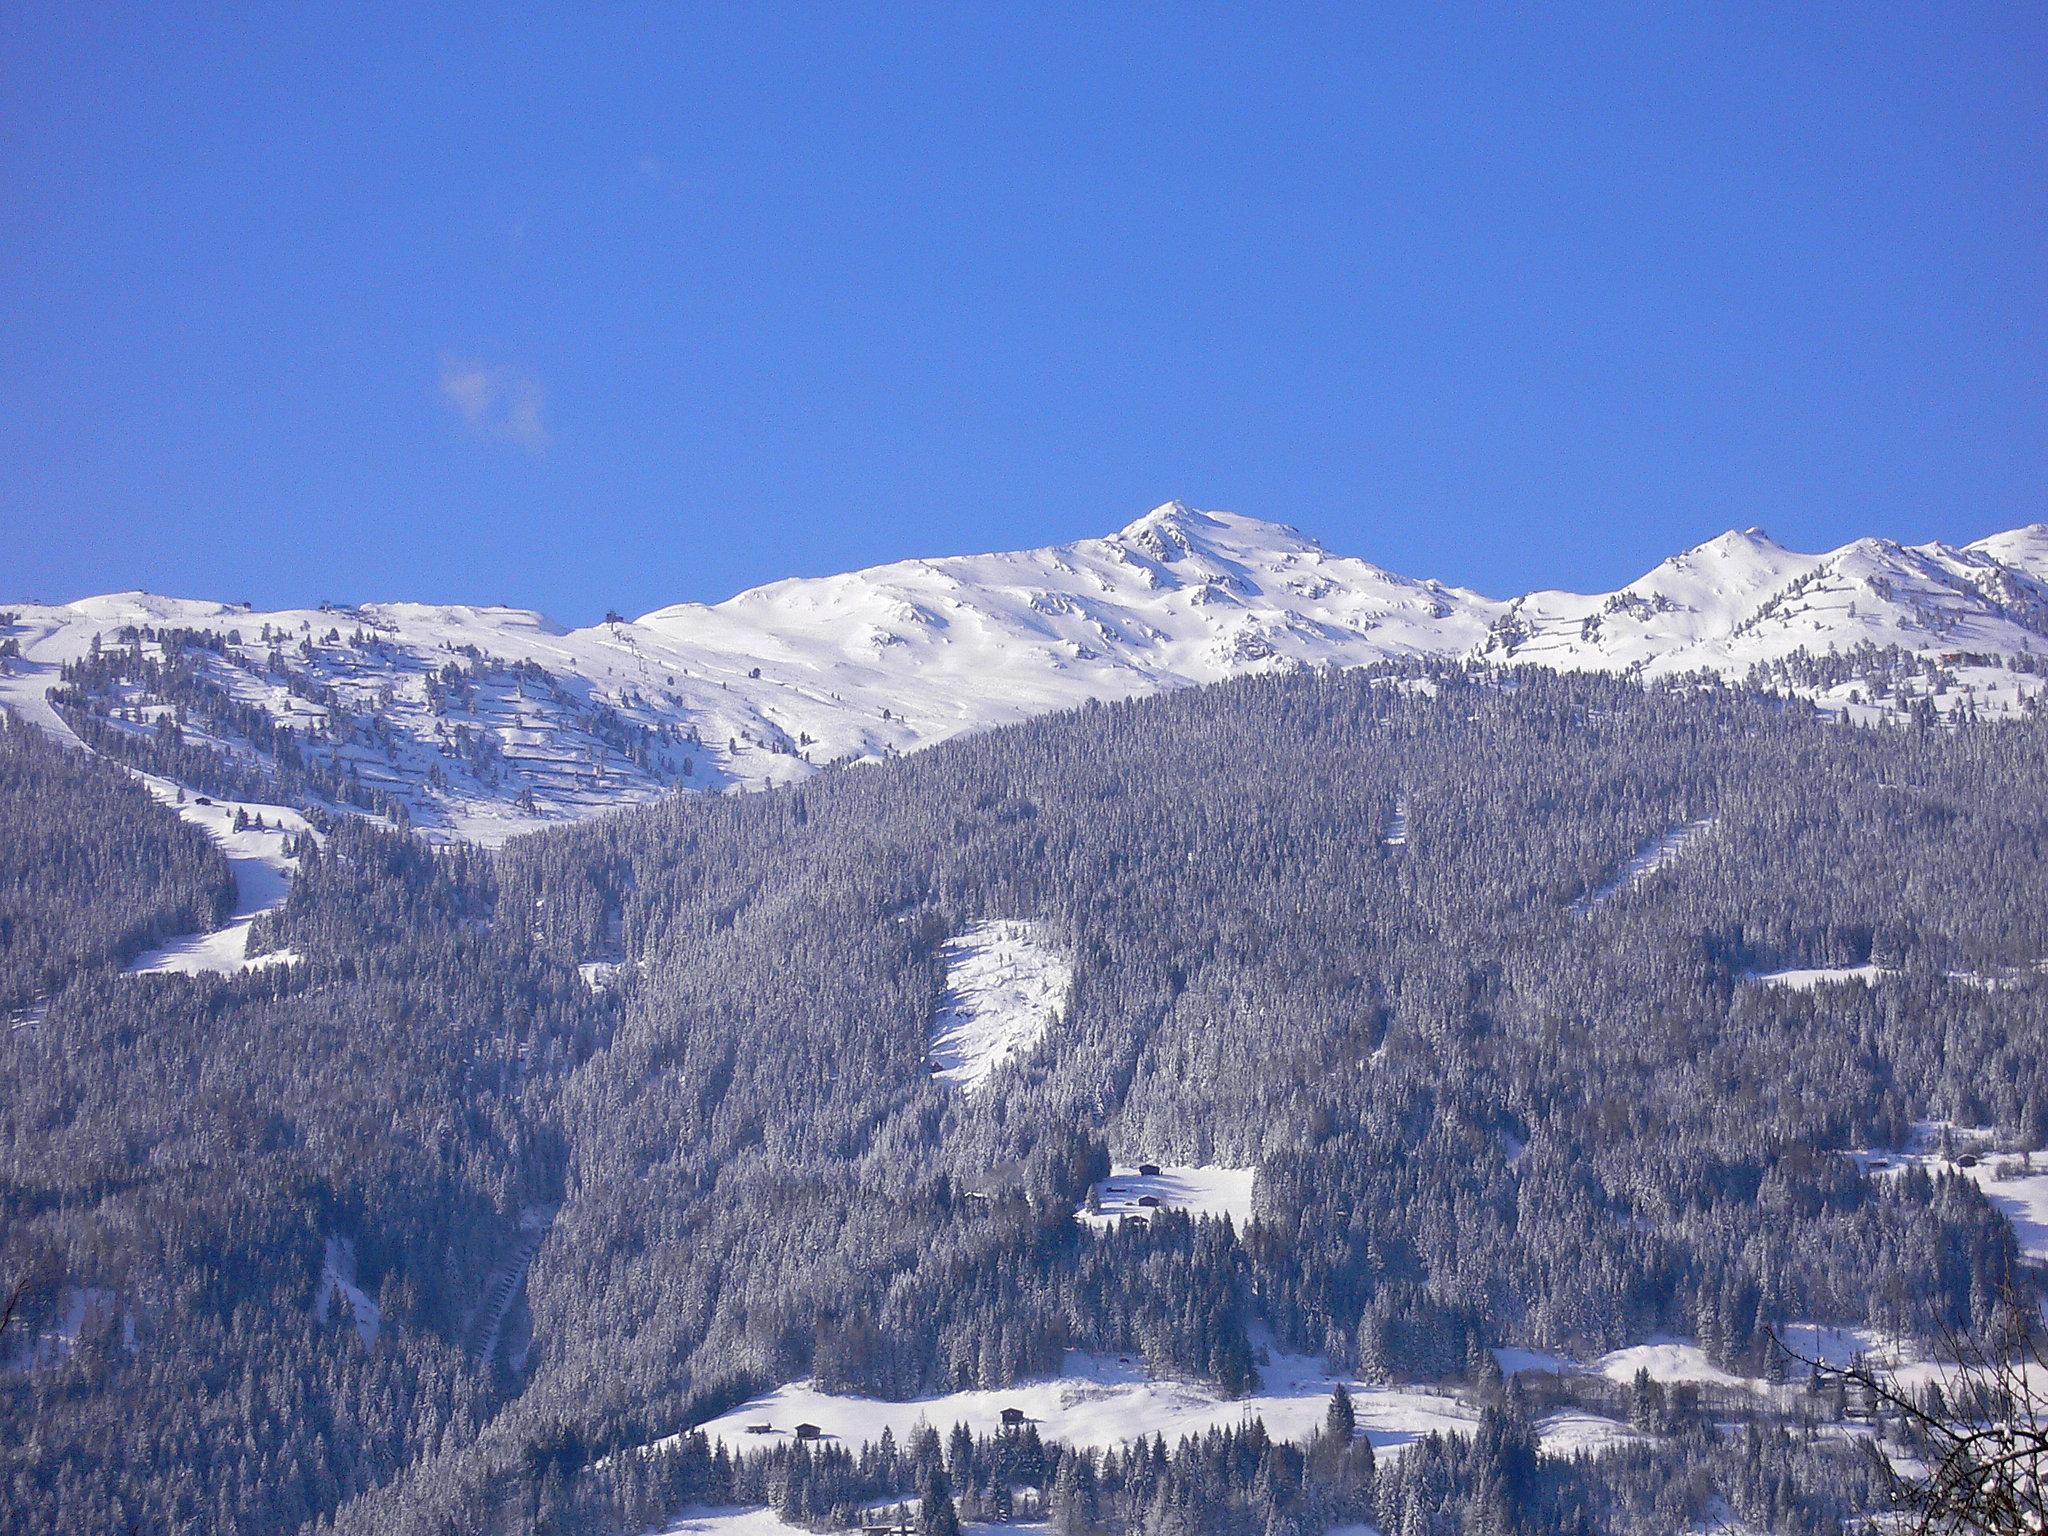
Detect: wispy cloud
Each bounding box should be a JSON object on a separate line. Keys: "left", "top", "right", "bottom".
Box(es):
{"left": 636, "top": 155, "right": 692, "bottom": 199}
{"left": 439, "top": 356, "right": 548, "bottom": 456}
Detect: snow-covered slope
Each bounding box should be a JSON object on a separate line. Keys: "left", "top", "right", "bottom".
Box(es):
{"left": 5, "top": 505, "right": 2044, "bottom": 842}
{"left": 927, "top": 921, "right": 1072, "bottom": 1094}
{"left": 667, "top": 1344, "right": 1477, "bottom": 1462}
{"left": 125, "top": 782, "right": 311, "bottom": 977}
{"left": 1480, "top": 525, "right": 2048, "bottom": 716}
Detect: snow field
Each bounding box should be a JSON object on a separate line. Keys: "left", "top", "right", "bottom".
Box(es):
{"left": 1077, "top": 1165, "right": 1257, "bottom": 1230}
{"left": 1850, "top": 1123, "right": 2048, "bottom": 1263}
{"left": 927, "top": 921, "right": 1071, "bottom": 1093}
{"left": 687, "top": 1346, "right": 1477, "bottom": 1462}
{"left": 657, "top": 1511, "right": 1047, "bottom": 1536}
{"left": 1381, "top": 796, "right": 1408, "bottom": 847}
{"left": 1534, "top": 1410, "right": 1647, "bottom": 1458}
{"left": 1746, "top": 963, "right": 1893, "bottom": 991}
{"left": 125, "top": 781, "right": 311, "bottom": 976}
{"left": 12, "top": 507, "right": 2045, "bottom": 847}
{"left": 314, "top": 1236, "right": 380, "bottom": 1347}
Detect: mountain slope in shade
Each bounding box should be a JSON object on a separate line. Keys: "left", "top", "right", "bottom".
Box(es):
{"left": 3, "top": 504, "right": 2044, "bottom": 841}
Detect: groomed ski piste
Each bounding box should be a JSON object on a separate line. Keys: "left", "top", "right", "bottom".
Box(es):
{"left": 124, "top": 780, "right": 312, "bottom": 976}
{"left": 927, "top": 921, "right": 1071, "bottom": 1094}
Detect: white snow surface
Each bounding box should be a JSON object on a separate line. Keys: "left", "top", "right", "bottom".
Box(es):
{"left": 1745, "top": 963, "right": 1894, "bottom": 991}
{"left": 927, "top": 921, "right": 1071, "bottom": 1093}
{"left": 125, "top": 783, "right": 311, "bottom": 976}
{"left": 10, "top": 506, "right": 2047, "bottom": 842}
{"left": 1499, "top": 1336, "right": 1757, "bottom": 1392}
{"left": 1382, "top": 796, "right": 1409, "bottom": 847}
{"left": 1480, "top": 524, "right": 2048, "bottom": 707}
{"left": 1535, "top": 1411, "right": 1648, "bottom": 1458}
{"left": 314, "top": 1236, "right": 381, "bottom": 1347}
{"left": 1592, "top": 1339, "right": 1752, "bottom": 1391}
{"left": 1078, "top": 1166, "right": 1258, "bottom": 1230}
{"left": 657, "top": 1513, "right": 1041, "bottom": 1536}
{"left": 687, "top": 1346, "right": 1475, "bottom": 1460}
{"left": 1575, "top": 819, "right": 1716, "bottom": 912}
{"left": 655, "top": 1509, "right": 810, "bottom": 1536}
{"left": 1851, "top": 1123, "right": 2048, "bottom": 1262}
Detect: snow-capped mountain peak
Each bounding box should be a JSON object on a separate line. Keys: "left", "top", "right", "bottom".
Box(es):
{"left": 4, "top": 506, "right": 2043, "bottom": 842}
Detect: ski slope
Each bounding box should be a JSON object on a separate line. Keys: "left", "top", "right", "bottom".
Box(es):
{"left": 125, "top": 784, "right": 311, "bottom": 976}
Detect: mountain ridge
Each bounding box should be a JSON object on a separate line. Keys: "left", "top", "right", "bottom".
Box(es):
{"left": 5, "top": 503, "right": 2045, "bottom": 841}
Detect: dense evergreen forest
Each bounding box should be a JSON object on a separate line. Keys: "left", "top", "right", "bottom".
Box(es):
{"left": 0, "top": 715, "right": 233, "bottom": 1016}
{"left": 2, "top": 664, "right": 2044, "bottom": 1534}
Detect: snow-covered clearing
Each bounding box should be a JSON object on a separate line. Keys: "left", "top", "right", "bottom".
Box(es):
{"left": 579, "top": 960, "right": 632, "bottom": 992}
{"left": 1535, "top": 1410, "right": 1647, "bottom": 1457}
{"left": 654, "top": 1509, "right": 810, "bottom": 1536}
{"left": 1499, "top": 1336, "right": 1758, "bottom": 1393}
{"left": 1497, "top": 1331, "right": 1855, "bottom": 1412}
{"left": 927, "top": 921, "right": 1070, "bottom": 1093}
{"left": 315, "top": 1236, "right": 381, "bottom": 1347}
{"left": 682, "top": 1346, "right": 1475, "bottom": 1463}
{"left": 657, "top": 1512, "right": 1041, "bottom": 1536}
{"left": 1497, "top": 1311, "right": 2045, "bottom": 1429}
{"left": 1946, "top": 960, "right": 2048, "bottom": 991}
{"left": 8, "top": 1285, "right": 132, "bottom": 1367}
{"left": 1382, "top": 796, "right": 1408, "bottom": 847}
{"left": 1850, "top": 1123, "right": 2048, "bottom": 1262}
{"left": 1574, "top": 819, "right": 1715, "bottom": 912}
{"left": 125, "top": 783, "right": 312, "bottom": 976}
{"left": 1747, "top": 962, "right": 2046, "bottom": 992}
{"left": 1592, "top": 1339, "right": 1752, "bottom": 1391}
{"left": 1745, "top": 962, "right": 1893, "bottom": 990}
{"left": 1078, "top": 1165, "right": 1257, "bottom": 1230}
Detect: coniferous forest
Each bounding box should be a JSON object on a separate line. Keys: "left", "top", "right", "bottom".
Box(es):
{"left": 3, "top": 664, "right": 2045, "bottom": 1534}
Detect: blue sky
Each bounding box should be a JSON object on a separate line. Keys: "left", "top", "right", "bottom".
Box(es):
{"left": 5, "top": 5, "right": 2042, "bottom": 623}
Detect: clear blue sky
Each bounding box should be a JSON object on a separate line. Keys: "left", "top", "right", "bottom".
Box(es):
{"left": 5, "top": 5, "right": 2042, "bottom": 622}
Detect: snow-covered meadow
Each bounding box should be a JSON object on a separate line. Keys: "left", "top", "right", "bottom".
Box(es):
{"left": 1077, "top": 1165, "right": 1257, "bottom": 1231}
{"left": 687, "top": 1345, "right": 1476, "bottom": 1462}
{"left": 927, "top": 921, "right": 1071, "bottom": 1093}
{"left": 1849, "top": 1123, "right": 2048, "bottom": 1263}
